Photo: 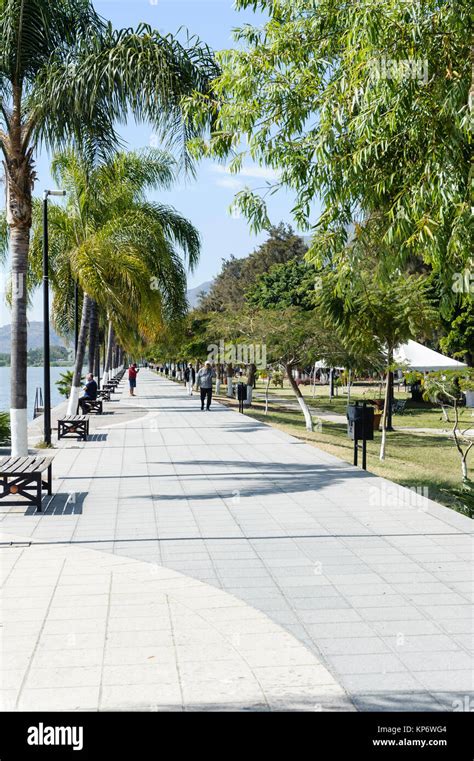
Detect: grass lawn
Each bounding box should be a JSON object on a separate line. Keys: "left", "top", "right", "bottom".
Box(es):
{"left": 253, "top": 380, "right": 474, "bottom": 431}
{"left": 215, "top": 387, "right": 473, "bottom": 519}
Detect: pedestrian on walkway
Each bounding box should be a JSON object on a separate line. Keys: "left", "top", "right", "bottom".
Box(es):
{"left": 196, "top": 361, "right": 214, "bottom": 410}
{"left": 128, "top": 363, "right": 139, "bottom": 396}
{"left": 184, "top": 363, "right": 196, "bottom": 395}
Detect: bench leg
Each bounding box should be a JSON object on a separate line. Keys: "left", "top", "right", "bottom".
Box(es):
{"left": 36, "top": 474, "right": 42, "bottom": 513}
{"left": 47, "top": 463, "right": 52, "bottom": 496}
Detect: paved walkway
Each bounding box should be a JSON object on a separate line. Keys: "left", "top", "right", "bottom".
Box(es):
{"left": 1, "top": 532, "right": 346, "bottom": 711}
{"left": 1, "top": 370, "right": 473, "bottom": 711}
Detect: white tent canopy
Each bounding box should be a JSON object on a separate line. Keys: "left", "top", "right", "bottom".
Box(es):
{"left": 313, "top": 360, "right": 344, "bottom": 370}
{"left": 393, "top": 340, "right": 467, "bottom": 372}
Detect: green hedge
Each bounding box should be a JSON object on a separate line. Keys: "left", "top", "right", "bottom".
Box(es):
{"left": 0, "top": 411, "right": 10, "bottom": 445}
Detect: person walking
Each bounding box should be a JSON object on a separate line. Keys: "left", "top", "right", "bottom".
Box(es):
{"left": 196, "top": 361, "right": 214, "bottom": 411}
{"left": 128, "top": 363, "right": 139, "bottom": 396}
{"left": 184, "top": 363, "right": 196, "bottom": 395}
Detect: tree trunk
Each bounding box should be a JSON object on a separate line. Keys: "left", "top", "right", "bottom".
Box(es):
{"left": 347, "top": 368, "right": 352, "bottom": 404}
{"left": 226, "top": 362, "right": 233, "bottom": 397}
{"left": 264, "top": 375, "right": 270, "bottom": 415}
{"left": 67, "top": 293, "right": 91, "bottom": 415}
{"left": 95, "top": 341, "right": 101, "bottom": 388}
{"left": 88, "top": 300, "right": 99, "bottom": 375}
{"left": 287, "top": 363, "right": 313, "bottom": 431}
{"left": 103, "top": 321, "right": 114, "bottom": 384}
{"left": 9, "top": 225, "right": 30, "bottom": 455}
{"left": 245, "top": 363, "right": 257, "bottom": 406}
{"left": 5, "top": 91, "right": 34, "bottom": 455}
{"left": 379, "top": 349, "right": 393, "bottom": 461}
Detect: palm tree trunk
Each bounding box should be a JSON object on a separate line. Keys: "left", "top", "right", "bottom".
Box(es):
{"left": 9, "top": 225, "right": 29, "bottom": 455}
{"left": 88, "top": 300, "right": 99, "bottom": 375}
{"left": 6, "top": 90, "right": 34, "bottom": 456}
{"left": 67, "top": 294, "right": 91, "bottom": 415}
{"left": 103, "top": 321, "right": 114, "bottom": 384}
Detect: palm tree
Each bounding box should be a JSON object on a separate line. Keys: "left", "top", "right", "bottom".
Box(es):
{"left": 0, "top": 0, "right": 217, "bottom": 454}
{"left": 29, "top": 148, "right": 200, "bottom": 413}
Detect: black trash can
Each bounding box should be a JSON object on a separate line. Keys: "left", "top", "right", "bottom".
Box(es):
{"left": 347, "top": 403, "right": 375, "bottom": 441}
{"left": 237, "top": 383, "right": 247, "bottom": 401}
{"left": 237, "top": 382, "right": 247, "bottom": 412}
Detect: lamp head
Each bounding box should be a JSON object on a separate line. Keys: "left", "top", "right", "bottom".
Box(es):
{"left": 44, "top": 190, "right": 66, "bottom": 200}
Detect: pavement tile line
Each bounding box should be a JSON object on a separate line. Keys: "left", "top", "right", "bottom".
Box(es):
{"left": 0, "top": 531, "right": 352, "bottom": 712}
{"left": 1, "top": 370, "right": 473, "bottom": 712}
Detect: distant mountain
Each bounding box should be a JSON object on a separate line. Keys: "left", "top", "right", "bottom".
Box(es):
{"left": 186, "top": 280, "right": 213, "bottom": 309}
{"left": 0, "top": 321, "right": 68, "bottom": 354}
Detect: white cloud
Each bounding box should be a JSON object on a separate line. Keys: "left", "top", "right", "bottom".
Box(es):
{"left": 215, "top": 176, "right": 245, "bottom": 191}
{"left": 210, "top": 163, "right": 280, "bottom": 184}
{"left": 238, "top": 166, "right": 281, "bottom": 181}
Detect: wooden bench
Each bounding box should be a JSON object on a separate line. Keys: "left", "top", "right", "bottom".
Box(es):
{"left": 392, "top": 399, "right": 407, "bottom": 415}
{"left": 97, "top": 388, "right": 110, "bottom": 402}
{"left": 77, "top": 398, "right": 103, "bottom": 415}
{"left": 0, "top": 456, "right": 53, "bottom": 513}
{"left": 57, "top": 415, "right": 89, "bottom": 441}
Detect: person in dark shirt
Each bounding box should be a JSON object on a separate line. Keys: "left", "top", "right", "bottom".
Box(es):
{"left": 78, "top": 373, "right": 98, "bottom": 412}
{"left": 184, "top": 363, "right": 196, "bottom": 395}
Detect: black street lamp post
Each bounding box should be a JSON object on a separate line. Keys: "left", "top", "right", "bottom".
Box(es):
{"left": 43, "top": 189, "right": 66, "bottom": 446}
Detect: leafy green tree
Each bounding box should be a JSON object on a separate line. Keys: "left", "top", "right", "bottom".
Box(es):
{"left": 199, "top": 224, "right": 307, "bottom": 312}
{"left": 246, "top": 258, "right": 317, "bottom": 310}
{"left": 27, "top": 345, "right": 70, "bottom": 366}
{"left": 318, "top": 250, "right": 437, "bottom": 460}
{"left": 186, "top": 0, "right": 471, "bottom": 297}
{"left": 209, "top": 306, "right": 344, "bottom": 430}
{"left": 0, "top": 0, "right": 217, "bottom": 455}
{"left": 440, "top": 299, "right": 474, "bottom": 367}
{"left": 148, "top": 312, "right": 212, "bottom": 366}
{"left": 423, "top": 369, "right": 474, "bottom": 483}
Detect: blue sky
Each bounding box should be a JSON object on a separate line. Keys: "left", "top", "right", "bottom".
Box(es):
{"left": 2, "top": 0, "right": 321, "bottom": 324}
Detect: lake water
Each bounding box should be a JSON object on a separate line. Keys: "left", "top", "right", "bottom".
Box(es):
{"left": 0, "top": 366, "right": 73, "bottom": 421}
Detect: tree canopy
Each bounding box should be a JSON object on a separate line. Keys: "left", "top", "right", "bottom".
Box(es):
{"left": 186, "top": 0, "right": 472, "bottom": 308}
{"left": 199, "top": 223, "right": 308, "bottom": 311}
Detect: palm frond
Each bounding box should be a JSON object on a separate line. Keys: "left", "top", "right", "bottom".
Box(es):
{"left": 26, "top": 22, "right": 217, "bottom": 167}
{"left": 0, "top": 210, "right": 8, "bottom": 263}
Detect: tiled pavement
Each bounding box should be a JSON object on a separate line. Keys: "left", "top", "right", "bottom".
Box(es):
{"left": 1, "top": 535, "right": 347, "bottom": 711}
{"left": 1, "top": 370, "right": 473, "bottom": 711}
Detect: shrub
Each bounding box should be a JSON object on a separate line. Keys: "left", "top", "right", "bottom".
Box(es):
{"left": 56, "top": 370, "right": 84, "bottom": 398}
{"left": 272, "top": 370, "right": 284, "bottom": 388}
{"left": 0, "top": 411, "right": 10, "bottom": 445}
